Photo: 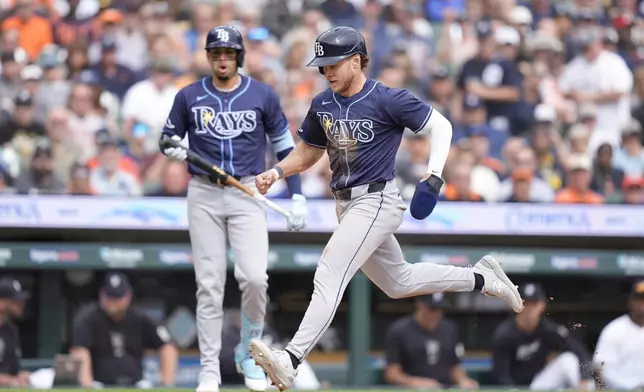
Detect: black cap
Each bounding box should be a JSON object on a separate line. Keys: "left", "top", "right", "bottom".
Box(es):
{"left": 418, "top": 292, "right": 445, "bottom": 308}
{"left": 14, "top": 89, "right": 33, "bottom": 107}
{"left": 0, "top": 277, "right": 30, "bottom": 300}
{"left": 101, "top": 35, "right": 118, "bottom": 51}
{"left": 519, "top": 282, "right": 547, "bottom": 301}
{"left": 102, "top": 272, "right": 132, "bottom": 298}
{"left": 95, "top": 129, "right": 119, "bottom": 147}
{"left": 475, "top": 19, "right": 493, "bottom": 38}
{"left": 463, "top": 93, "right": 484, "bottom": 110}
{"left": 631, "top": 280, "right": 644, "bottom": 299}
{"left": 33, "top": 138, "right": 53, "bottom": 157}
{"left": 433, "top": 66, "right": 450, "bottom": 80}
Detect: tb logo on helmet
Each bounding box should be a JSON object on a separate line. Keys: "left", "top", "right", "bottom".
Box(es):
{"left": 215, "top": 28, "right": 230, "bottom": 42}
{"left": 314, "top": 42, "right": 325, "bottom": 57}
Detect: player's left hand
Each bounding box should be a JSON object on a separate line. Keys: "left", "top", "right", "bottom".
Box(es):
{"left": 409, "top": 173, "right": 443, "bottom": 220}
{"left": 288, "top": 194, "right": 307, "bottom": 231}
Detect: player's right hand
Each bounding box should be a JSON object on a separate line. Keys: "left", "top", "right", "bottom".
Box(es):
{"left": 255, "top": 169, "right": 279, "bottom": 194}
{"left": 162, "top": 135, "right": 187, "bottom": 161}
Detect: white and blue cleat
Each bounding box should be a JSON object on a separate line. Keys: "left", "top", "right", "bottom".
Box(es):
{"left": 237, "top": 357, "right": 268, "bottom": 391}
{"left": 236, "top": 344, "right": 268, "bottom": 391}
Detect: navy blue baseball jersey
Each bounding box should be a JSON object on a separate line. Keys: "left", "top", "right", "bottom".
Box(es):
{"left": 298, "top": 79, "right": 433, "bottom": 190}
{"left": 162, "top": 75, "right": 293, "bottom": 177}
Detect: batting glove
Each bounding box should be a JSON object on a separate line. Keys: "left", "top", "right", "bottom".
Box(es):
{"left": 162, "top": 135, "right": 187, "bottom": 162}
{"left": 288, "top": 194, "right": 307, "bottom": 231}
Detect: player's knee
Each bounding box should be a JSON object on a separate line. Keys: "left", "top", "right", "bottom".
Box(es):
{"left": 239, "top": 275, "right": 268, "bottom": 293}
{"left": 379, "top": 285, "right": 411, "bottom": 299}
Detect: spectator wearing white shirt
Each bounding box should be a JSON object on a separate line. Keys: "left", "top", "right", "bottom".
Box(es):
{"left": 89, "top": 133, "right": 142, "bottom": 197}
{"left": 558, "top": 26, "right": 633, "bottom": 150}
{"left": 613, "top": 119, "right": 644, "bottom": 177}
{"left": 121, "top": 58, "right": 178, "bottom": 160}
{"left": 67, "top": 82, "right": 106, "bottom": 162}
{"left": 594, "top": 280, "right": 644, "bottom": 390}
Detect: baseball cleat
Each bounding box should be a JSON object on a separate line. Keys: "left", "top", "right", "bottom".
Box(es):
{"left": 195, "top": 381, "right": 219, "bottom": 392}
{"left": 472, "top": 255, "right": 524, "bottom": 313}
{"left": 249, "top": 338, "right": 297, "bottom": 391}
{"left": 237, "top": 358, "right": 268, "bottom": 391}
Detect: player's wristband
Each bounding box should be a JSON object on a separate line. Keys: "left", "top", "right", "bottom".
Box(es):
{"left": 272, "top": 166, "right": 284, "bottom": 179}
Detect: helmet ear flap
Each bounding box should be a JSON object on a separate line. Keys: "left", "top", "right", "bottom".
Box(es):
{"left": 237, "top": 50, "right": 245, "bottom": 68}
{"left": 318, "top": 67, "right": 324, "bottom": 75}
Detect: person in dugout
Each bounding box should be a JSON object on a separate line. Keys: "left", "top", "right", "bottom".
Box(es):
{"left": 70, "top": 272, "right": 178, "bottom": 388}
{"left": 384, "top": 293, "right": 479, "bottom": 389}
{"left": 0, "top": 277, "right": 31, "bottom": 388}
{"left": 492, "top": 282, "right": 598, "bottom": 390}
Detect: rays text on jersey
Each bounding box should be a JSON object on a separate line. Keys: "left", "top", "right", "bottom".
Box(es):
{"left": 192, "top": 106, "right": 257, "bottom": 140}
{"left": 317, "top": 111, "right": 374, "bottom": 149}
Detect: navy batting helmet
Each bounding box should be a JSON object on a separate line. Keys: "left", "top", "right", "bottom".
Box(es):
{"left": 205, "top": 25, "right": 245, "bottom": 68}
{"left": 307, "top": 26, "right": 368, "bottom": 75}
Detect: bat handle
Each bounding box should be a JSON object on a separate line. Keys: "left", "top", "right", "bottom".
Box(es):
{"left": 254, "top": 193, "right": 292, "bottom": 219}
{"left": 159, "top": 136, "right": 183, "bottom": 150}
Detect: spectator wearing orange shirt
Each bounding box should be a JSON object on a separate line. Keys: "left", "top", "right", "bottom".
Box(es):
{"left": 505, "top": 169, "right": 535, "bottom": 203}
{"left": 554, "top": 154, "right": 604, "bottom": 204}
{"left": 621, "top": 177, "right": 644, "bottom": 205}
{"left": 440, "top": 163, "right": 484, "bottom": 202}
{"left": 86, "top": 129, "right": 139, "bottom": 181}
{"left": 1, "top": 0, "right": 53, "bottom": 62}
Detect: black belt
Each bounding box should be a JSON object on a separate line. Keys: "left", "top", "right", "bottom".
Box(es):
{"left": 332, "top": 181, "right": 386, "bottom": 201}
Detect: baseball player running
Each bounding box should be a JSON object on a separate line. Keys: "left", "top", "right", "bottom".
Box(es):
{"left": 159, "top": 25, "right": 307, "bottom": 392}
{"left": 249, "top": 26, "right": 524, "bottom": 391}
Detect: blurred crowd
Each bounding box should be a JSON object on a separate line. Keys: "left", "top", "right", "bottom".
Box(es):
{"left": 1, "top": 0, "right": 644, "bottom": 204}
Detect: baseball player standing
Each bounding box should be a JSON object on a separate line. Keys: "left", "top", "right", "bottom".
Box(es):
{"left": 250, "top": 26, "right": 524, "bottom": 391}
{"left": 159, "top": 25, "right": 307, "bottom": 392}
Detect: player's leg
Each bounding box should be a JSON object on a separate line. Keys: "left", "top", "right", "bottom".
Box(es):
{"left": 360, "top": 235, "right": 523, "bottom": 311}
{"left": 226, "top": 177, "right": 269, "bottom": 391}
{"left": 529, "top": 352, "right": 583, "bottom": 390}
{"left": 188, "top": 178, "right": 228, "bottom": 391}
{"left": 360, "top": 234, "right": 474, "bottom": 297}
{"left": 250, "top": 188, "right": 403, "bottom": 390}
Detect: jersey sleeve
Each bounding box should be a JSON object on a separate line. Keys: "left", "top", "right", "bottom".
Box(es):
{"left": 297, "top": 104, "right": 327, "bottom": 149}
{"left": 142, "top": 316, "right": 173, "bottom": 350}
{"left": 71, "top": 308, "right": 94, "bottom": 348}
{"left": 384, "top": 88, "right": 433, "bottom": 133}
{"left": 161, "top": 89, "right": 189, "bottom": 139}
{"left": 384, "top": 324, "right": 404, "bottom": 365}
{"left": 501, "top": 61, "right": 522, "bottom": 88}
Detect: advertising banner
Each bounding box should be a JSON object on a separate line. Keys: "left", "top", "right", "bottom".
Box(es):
{"left": 1, "top": 196, "right": 643, "bottom": 236}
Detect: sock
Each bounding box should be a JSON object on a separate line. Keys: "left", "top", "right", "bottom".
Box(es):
{"left": 237, "top": 315, "right": 263, "bottom": 362}
{"left": 474, "top": 273, "right": 484, "bottom": 290}
{"left": 285, "top": 350, "right": 300, "bottom": 369}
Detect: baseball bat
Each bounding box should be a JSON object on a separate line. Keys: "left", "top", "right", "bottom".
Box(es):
{"left": 160, "top": 137, "right": 292, "bottom": 220}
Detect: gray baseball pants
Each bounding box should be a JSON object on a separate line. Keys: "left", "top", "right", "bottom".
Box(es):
{"left": 285, "top": 180, "right": 475, "bottom": 359}
{"left": 188, "top": 176, "right": 268, "bottom": 385}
